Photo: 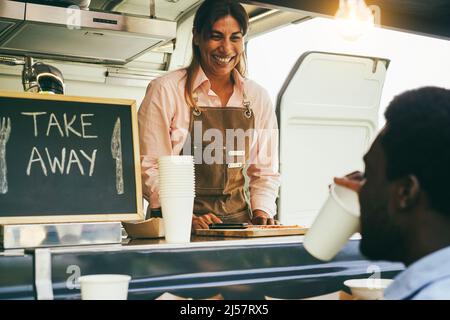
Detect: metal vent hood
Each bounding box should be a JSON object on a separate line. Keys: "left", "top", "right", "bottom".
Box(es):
{"left": 0, "top": 1, "right": 177, "bottom": 64}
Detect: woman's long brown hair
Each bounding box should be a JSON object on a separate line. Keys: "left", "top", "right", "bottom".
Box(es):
{"left": 184, "top": 0, "right": 249, "bottom": 108}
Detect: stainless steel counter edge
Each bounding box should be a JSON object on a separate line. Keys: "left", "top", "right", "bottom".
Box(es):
{"left": 46, "top": 236, "right": 305, "bottom": 254}
{"left": 0, "top": 249, "right": 25, "bottom": 256}
{"left": 43, "top": 233, "right": 362, "bottom": 254}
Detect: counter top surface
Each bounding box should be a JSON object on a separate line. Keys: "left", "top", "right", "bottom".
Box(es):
{"left": 0, "top": 233, "right": 402, "bottom": 300}
{"left": 44, "top": 233, "right": 362, "bottom": 254}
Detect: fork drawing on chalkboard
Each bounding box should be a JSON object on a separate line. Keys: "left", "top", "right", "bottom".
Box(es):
{"left": 111, "top": 117, "right": 124, "bottom": 195}
{"left": 0, "top": 117, "right": 11, "bottom": 194}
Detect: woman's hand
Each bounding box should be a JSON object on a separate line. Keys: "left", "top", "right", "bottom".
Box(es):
{"left": 333, "top": 171, "right": 365, "bottom": 192}
{"left": 251, "top": 210, "right": 275, "bottom": 225}
{"left": 192, "top": 213, "right": 223, "bottom": 231}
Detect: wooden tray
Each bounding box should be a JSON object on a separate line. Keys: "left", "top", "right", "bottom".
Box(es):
{"left": 195, "top": 226, "right": 307, "bottom": 238}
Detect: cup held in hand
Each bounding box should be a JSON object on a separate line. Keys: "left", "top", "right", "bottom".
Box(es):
{"left": 304, "top": 184, "right": 360, "bottom": 261}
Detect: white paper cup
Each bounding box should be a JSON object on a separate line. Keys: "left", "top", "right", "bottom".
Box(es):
{"left": 79, "top": 274, "right": 131, "bottom": 300}
{"left": 159, "top": 175, "right": 194, "bottom": 181}
{"left": 159, "top": 186, "right": 194, "bottom": 190}
{"left": 159, "top": 189, "right": 195, "bottom": 195}
{"left": 159, "top": 162, "right": 193, "bottom": 165}
{"left": 160, "top": 196, "right": 194, "bottom": 243}
{"left": 159, "top": 191, "right": 195, "bottom": 198}
{"left": 158, "top": 155, "right": 194, "bottom": 165}
{"left": 303, "top": 184, "right": 360, "bottom": 261}
{"left": 160, "top": 180, "right": 194, "bottom": 185}
{"left": 159, "top": 181, "right": 195, "bottom": 190}
{"left": 158, "top": 167, "right": 194, "bottom": 173}
{"left": 159, "top": 185, "right": 195, "bottom": 190}
{"left": 158, "top": 174, "right": 195, "bottom": 179}
{"left": 159, "top": 162, "right": 194, "bottom": 167}
{"left": 159, "top": 180, "right": 195, "bottom": 185}
{"left": 159, "top": 181, "right": 195, "bottom": 187}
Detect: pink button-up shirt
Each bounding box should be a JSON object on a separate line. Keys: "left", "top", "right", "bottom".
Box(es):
{"left": 138, "top": 67, "right": 280, "bottom": 217}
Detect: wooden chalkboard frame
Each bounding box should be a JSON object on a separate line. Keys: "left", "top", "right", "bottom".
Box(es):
{"left": 0, "top": 91, "right": 143, "bottom": 224}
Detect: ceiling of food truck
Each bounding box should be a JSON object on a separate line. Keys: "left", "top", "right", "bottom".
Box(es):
{"left": 242, "top": 0, "right": 450, "bottom": 40}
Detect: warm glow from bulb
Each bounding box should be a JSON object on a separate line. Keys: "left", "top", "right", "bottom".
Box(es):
{"left": 335, "top": 0, "right": 376, "bottom": 41}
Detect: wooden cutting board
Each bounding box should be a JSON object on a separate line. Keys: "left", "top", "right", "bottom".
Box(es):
{"left": 195, "top": 226, "right": 307, "bottom": 238}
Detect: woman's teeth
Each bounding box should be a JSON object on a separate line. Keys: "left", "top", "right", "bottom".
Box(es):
{"left": 213, "top": 56, "right": 233, "bottom": 64}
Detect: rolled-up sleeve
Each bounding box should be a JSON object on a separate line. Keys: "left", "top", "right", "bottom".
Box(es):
{"left": 247, "top": 87, "right": 281, "bottom": 218}
{"left": 138, "top": 80, "right": 175, "bottom": 209}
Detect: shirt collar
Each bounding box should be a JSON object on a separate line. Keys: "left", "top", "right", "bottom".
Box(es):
{"left": 192, "top": 66, "right": 245, "bottom": 93}
{"left": 192, "top": 66, "right": 209, "bottom": 92}
{"left": 384, "top": 245, "right": 450, "bottom": 300}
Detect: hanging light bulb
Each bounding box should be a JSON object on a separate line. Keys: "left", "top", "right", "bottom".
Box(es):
{"left": 334, "top": 0, "right": 377, "bottom": 41}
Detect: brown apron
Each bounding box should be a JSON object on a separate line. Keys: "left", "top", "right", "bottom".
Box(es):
{"left": 185, "top": 89, "right": 255, "bottom": 223}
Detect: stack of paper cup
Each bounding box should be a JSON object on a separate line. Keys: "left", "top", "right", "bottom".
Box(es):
{"left": 158, "top": 155, "right": 195, "bottom": 243}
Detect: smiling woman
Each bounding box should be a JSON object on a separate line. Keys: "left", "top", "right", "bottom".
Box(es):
{"left": 138, "top": 0, "right": 281, "bottom": 231}
{"left": 186, "top": 0, "right": 248, "bottom": 108}
{"left": 194, "top": 15, "right": 244, "bottom": 106}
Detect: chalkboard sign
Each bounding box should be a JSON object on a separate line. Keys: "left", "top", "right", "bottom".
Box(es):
{"left": 0, "top": 91, "right": 143, "bottom": 224}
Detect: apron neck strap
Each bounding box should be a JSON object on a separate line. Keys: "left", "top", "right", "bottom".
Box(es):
{"left": 192, "top": 85, "right": 252, "bottom": 118}
{"left": 192, "top": 91, "right": 201, "bottom": 116}
{"left": 242, "top": 90, "right": 252, "bottom": 118}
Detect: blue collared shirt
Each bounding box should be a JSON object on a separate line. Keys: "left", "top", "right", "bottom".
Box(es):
{"left": 384, "top": 245, "right": 450, "bottom": 300}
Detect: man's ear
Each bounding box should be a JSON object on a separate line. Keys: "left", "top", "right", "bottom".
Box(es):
{"left": 395, "top": 175, "right": 421, "bottom": 210}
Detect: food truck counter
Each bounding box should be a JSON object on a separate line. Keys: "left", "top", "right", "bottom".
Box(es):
{"left": 0, "top": 236, "right": 405, "bottom": 300}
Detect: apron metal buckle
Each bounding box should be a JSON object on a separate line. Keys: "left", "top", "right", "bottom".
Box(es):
{"left": 193, "top": 108, "right": 202, "bottom": 116}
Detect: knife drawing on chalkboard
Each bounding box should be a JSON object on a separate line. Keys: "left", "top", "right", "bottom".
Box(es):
{"left": 0, "top": 117, "right": 11, "bottom": 194}
{"left": 111, "top": 117, "right": 124, "bottom": 195}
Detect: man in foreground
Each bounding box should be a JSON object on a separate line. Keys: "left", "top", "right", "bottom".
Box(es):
{"left": 335, "top": 86, "right": 450, "bottom": 299}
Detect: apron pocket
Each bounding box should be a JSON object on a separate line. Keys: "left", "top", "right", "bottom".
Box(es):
{"left": 195, "top": 162, "right": 226, "bottom": 195}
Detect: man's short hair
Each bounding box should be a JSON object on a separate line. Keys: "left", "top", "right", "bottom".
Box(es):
{"left": 381, "top": 86, "right": 450, "bottom": 215}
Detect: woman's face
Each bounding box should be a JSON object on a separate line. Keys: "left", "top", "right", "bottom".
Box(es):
{"left": 195, "top": 15, "right": 244, "bottom": 78}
